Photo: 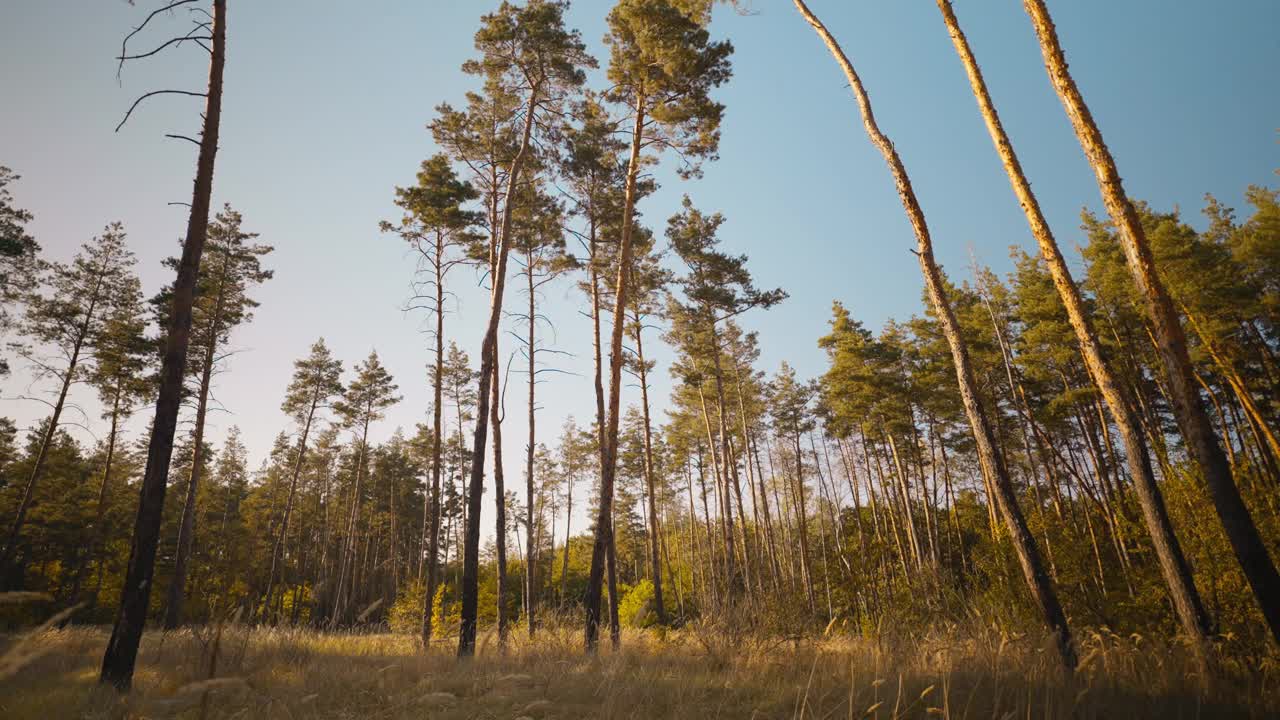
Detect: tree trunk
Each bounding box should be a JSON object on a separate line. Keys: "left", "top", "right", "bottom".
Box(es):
{"left": 335, "top": 417, "right": 371, "bottom": 624}
{"left": 420, "top": 245, "right": 446, "bottom": 647}
{"left": 100, "top": 0, "right": 225, "bottom": 691}
{"left": 584, "top": 98, "right": 645, "bottom": 652}
{"left": 458, "top": 81, "right": 539, "bottom": 658}
{"left": 794, "top": 0, "right": 1076, "bottom": 669}
{"left": 263, "top": 393, "right": 318, "bottom": 623}
{"left": 492, "top": 344, "right": 509, "bottom": 650}
{"left": 524, "top": 258, "right": 539, "bottom": 637}
{"left": 791, "top": 432, "right": 816, "bottom": 613}
{"left": 634, "top": 312, "right": 665, "bottom": 623}
{"left": 164, "top": 252, "right": 232, "bottom": 630}
{"left": 73, "top": 387, "right": 123, "bottom": 603}
{"left": 1022, "top": 0, "right": 1280, "bottom": 648}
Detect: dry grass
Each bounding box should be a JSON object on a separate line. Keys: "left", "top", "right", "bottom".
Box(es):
{"left": 0, "top": 619, "right": 1276, "bottom": 719}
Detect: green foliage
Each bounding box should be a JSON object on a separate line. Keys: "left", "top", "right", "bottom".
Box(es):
{"left": 620, "top": 578, "right": 656, "bottom": 627}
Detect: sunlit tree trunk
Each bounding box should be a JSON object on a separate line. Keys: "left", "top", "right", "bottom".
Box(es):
{"left": 1022, "top": 0, "right": 1280, "bottom": 647}
{"left": 794, "top": 0, "right": 1076, "bottom": 669}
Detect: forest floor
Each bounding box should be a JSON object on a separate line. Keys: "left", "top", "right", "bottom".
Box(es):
{"left": 1, "top": 620, "right": 1277, "bottom": 719}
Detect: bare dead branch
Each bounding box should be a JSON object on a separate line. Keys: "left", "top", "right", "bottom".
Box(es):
{"left": 115, "top": 89, "right": 207, "bottom": 132}
{"left": 117, "top": 0, "right": 200, "bottom": 81}
{"left": 117, "top": 32, "right": 211, "bottom": 65}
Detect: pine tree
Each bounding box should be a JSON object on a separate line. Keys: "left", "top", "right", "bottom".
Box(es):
{"left": 0, "top": 166, "right": 40, "bottom": 378}
{"left": 262, "top": 339, "right": 343, "bottom": 622}
{"left": 587, "top": 0, "right": 732, "bottom": 652}
{"left": 455, "top": 0, "right": 592, "bottom": 659}
{"left": 331, "top": 352, "right": 400, "bottom": 624}
{"left": 163, "top": 205, "right": 273, "bottom": 629}
{"left": 2, "top": 224, "right": 138, "bottom": 577}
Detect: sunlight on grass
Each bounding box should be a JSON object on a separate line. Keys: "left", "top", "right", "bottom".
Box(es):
{"left": 1, "top": 622, "right": 1276, "bottom": 719}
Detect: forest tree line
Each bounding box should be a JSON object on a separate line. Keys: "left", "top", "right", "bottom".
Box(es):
{"left": 0, "top": 0, "right": 1277, "bottom": 692}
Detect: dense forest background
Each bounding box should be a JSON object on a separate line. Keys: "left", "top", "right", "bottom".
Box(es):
{"left": 1, "top": 2, "right": 1279, "bottom": 709}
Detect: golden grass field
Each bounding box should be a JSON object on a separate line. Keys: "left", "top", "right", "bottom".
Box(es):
{"left": 2, "top": 619, "right": 1278, "bottom": 719}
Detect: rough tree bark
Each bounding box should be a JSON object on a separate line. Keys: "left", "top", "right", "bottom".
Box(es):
{"left": 1022, "top": 0, "right": 1280, "bottom": 648}
{"left": 101, "top": 0, "right": 226, "bottom": 691}
{"left": 792, "top": 0, "right": 1076, "bottom": 669}
{"left": 935, "top": 0, "right": 1213, "bottom": 657}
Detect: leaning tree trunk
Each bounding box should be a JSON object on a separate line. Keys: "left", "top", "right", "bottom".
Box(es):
{"left": 101, "top": 0, "right": 226, "bottom": 691}
{"left": 421, "top": 242, "right": 446, "bottom": 648}
{"left": 1022, "top": 0, "right": 1280, "bottom": 647}
{"left": 458, "top": 81, "right": 540, "bottom": 658}
{"left": 935, "top": 0, "right": 1213, "bottom": 658}
{"left": 262, "top": 386, "right": 321, "bottom": 624}
{"left": 71, "top": 385, "right": 123, "bottom": 602}
{"left": 163, "top": 257, "right": 229, "bottom": 630}
{"left": 585, "top": 97, "right": 645, "bottom": 652}
{"left": 792, "top": 0, "right": 1076, "bottom": 670}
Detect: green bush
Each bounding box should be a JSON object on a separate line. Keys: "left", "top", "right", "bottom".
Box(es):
{"left": 620, "top": 579, "right": 655, "bottom": 628}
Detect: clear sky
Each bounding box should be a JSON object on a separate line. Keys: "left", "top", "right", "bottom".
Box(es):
{"left": 2, "top": 1, "right": 1277, "bottom": 536}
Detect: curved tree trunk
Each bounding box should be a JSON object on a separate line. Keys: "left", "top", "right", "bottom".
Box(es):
{"left": 792, "top": 0, "right": 1076, "bottom": 670}
{"left": 1022, "top": 0, "right": 1280, "bottom": 648}
{"left": 101, "top": 0, "right": 226, "bottom": 691}
{"left": 935, "top": 0, "right": 1213, "bottom": 658}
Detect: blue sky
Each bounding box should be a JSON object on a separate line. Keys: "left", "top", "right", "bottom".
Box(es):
{"left": 2, "top": 1, "right": 1277, "bottom": 534}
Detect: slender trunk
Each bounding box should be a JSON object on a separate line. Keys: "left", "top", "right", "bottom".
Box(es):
{"left": 263, "top": 389, "right": 320, "bottom": 623}
{"left": 1, "top": 276, "right": 104, "bottom": 574}
{"left": 585, "top": 97, "right": 645, "bottom": 652}
{"left": 708, "top": 323, "right": 747, "bottom": 596}
{"left": 75, "top": 387, "right": 123, "bottom": 603}
{"left": 1022, "top": 0, "right": 1280, "bottom": 648}
{"left": 794, "top": 0, "right": 1075, "bottom": 668}
{"left": 421, "top": 240, "right": 446, "bottom": 647}
{"left": 634, "top": 311, "right": 665, "bottom": 623}
{"left": 165, "top": 253, "right": 232, "bottom": 630}
{"left": 458, "top": 81, "right": 540, "bottom": 658}
{"left": 525, "top": 255, "right": 538, "bottom": 638}
{"left": 792, "top": 432, "right": 815, "bottom": 613}
{"left": 101, "top": 0, "right": 225, "bottom": 691}
{"left": 335, "top": 417, "right": 371, "bottom": 623}
{"left": 492, "top": 344, "right": 509, "bottom": 650}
